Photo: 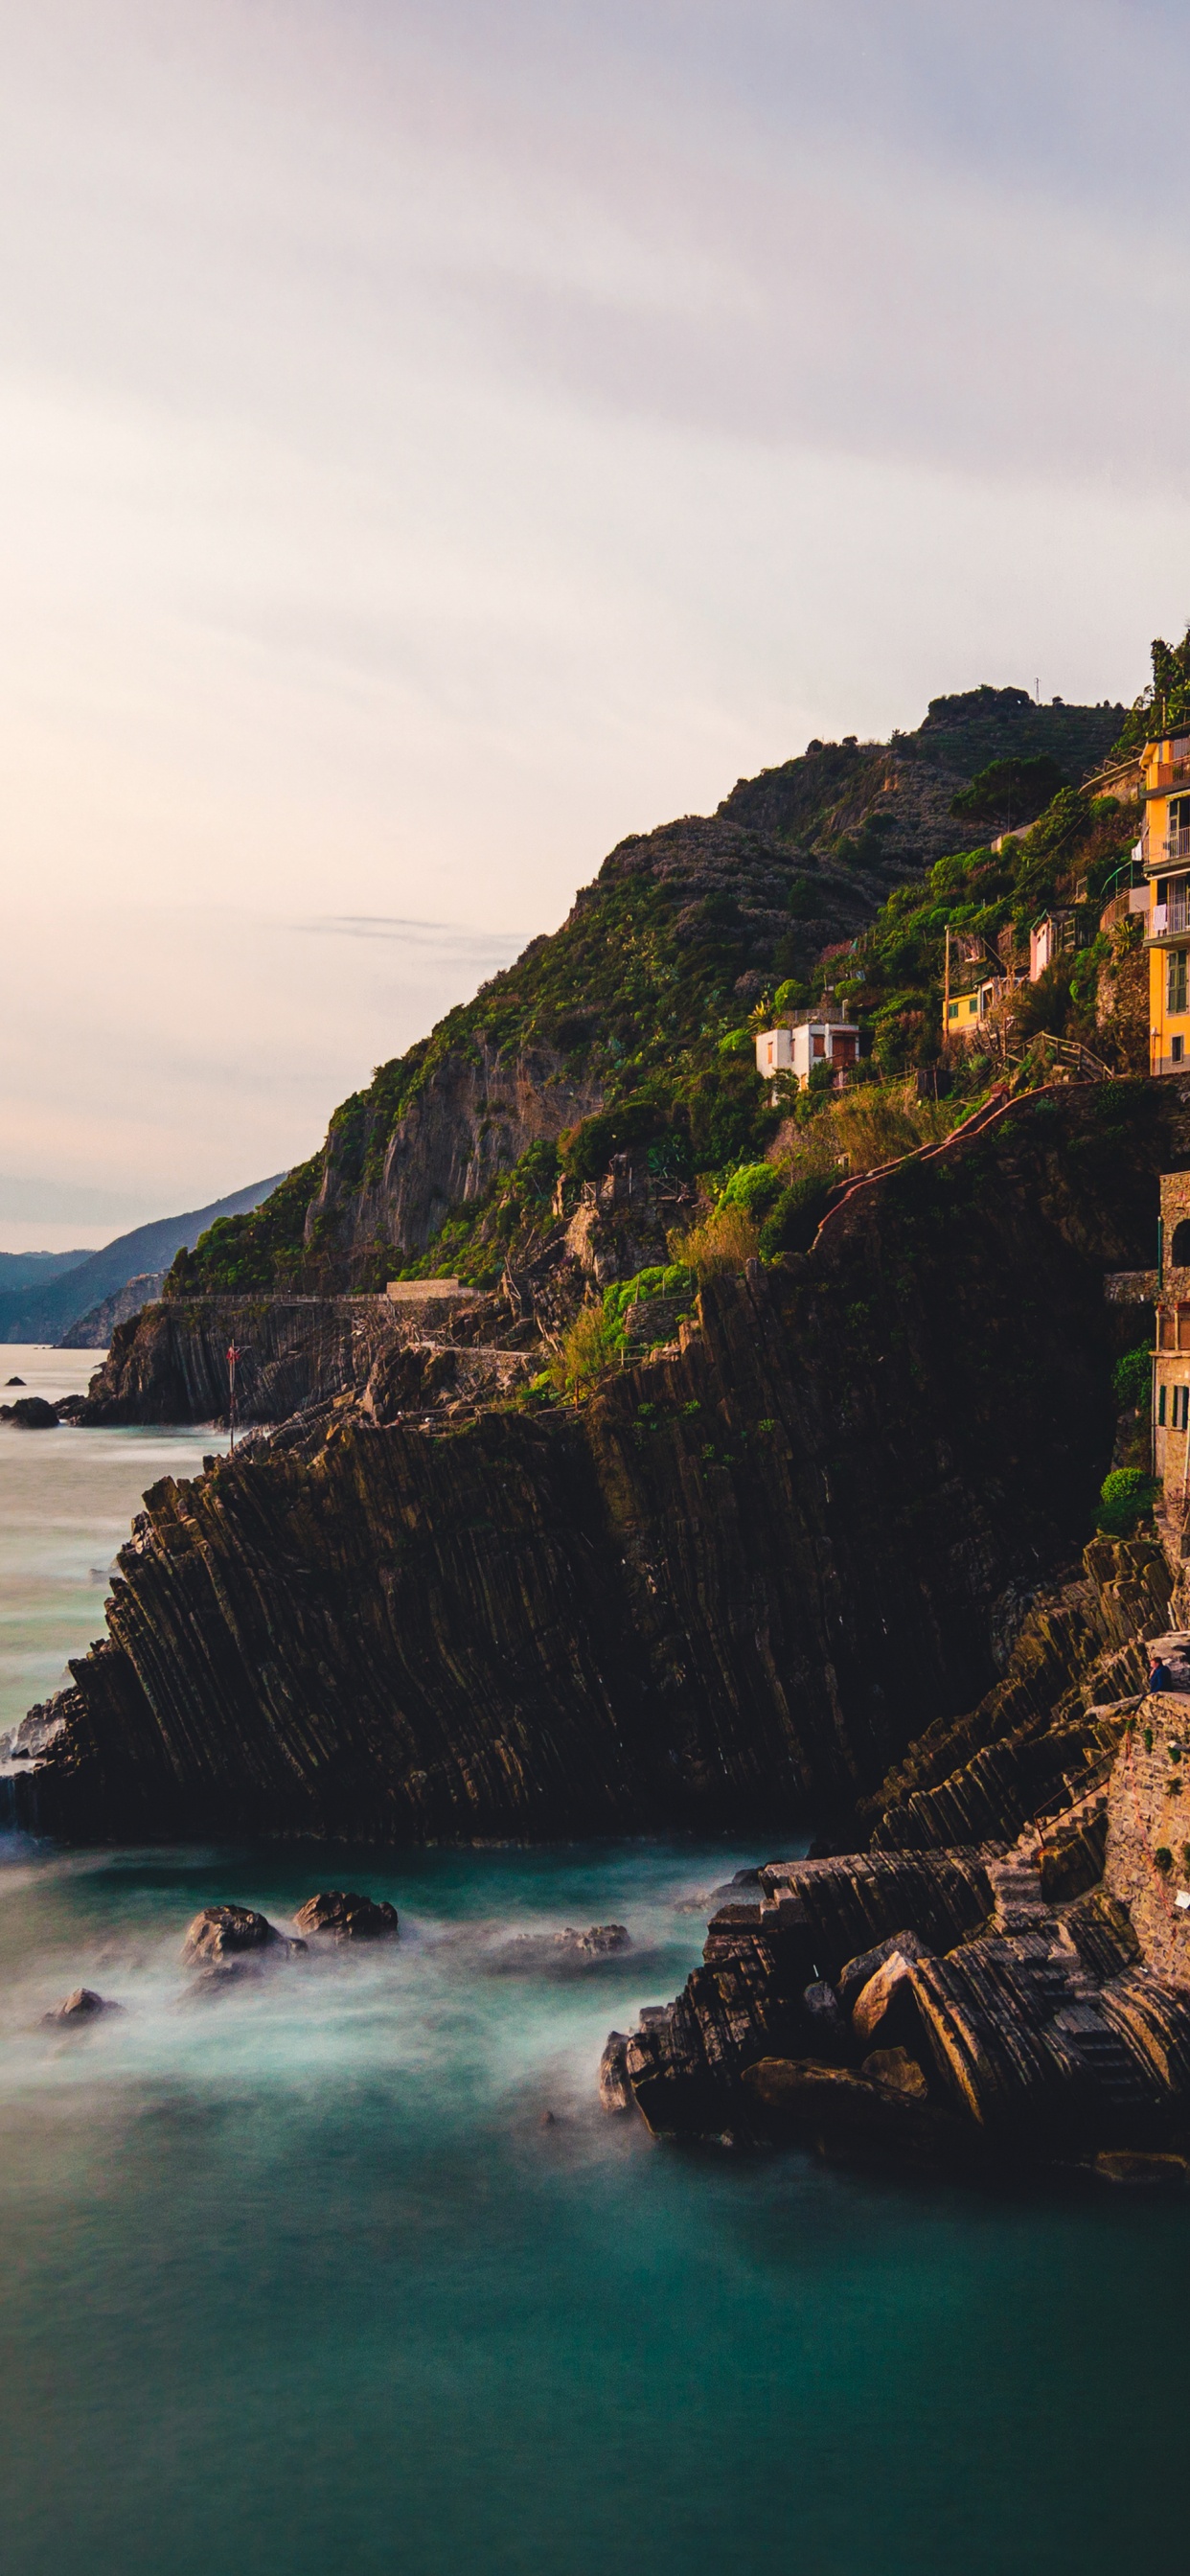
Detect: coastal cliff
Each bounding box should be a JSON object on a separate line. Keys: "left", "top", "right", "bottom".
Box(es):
{"left": 153, "top": 687, "right": 1125, "bottom": 1303}
{"left": 18, "top": 1078, "right": 1177, "bottom": 1847}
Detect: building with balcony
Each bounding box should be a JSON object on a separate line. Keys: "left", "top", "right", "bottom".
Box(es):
{"left": 753, "top": 1003, "right": 859, "bottom": 1092}
{"left": 942, "top": 926, "right": 1029, "bottom": 1043}
{"left": 1029, "top": 908, "right": 1093, "bottom": 980}
{"left": 1139, "top": 731, "right": 1190, "bottom": 1071}
{"left": 1151, "top": 1173, "right": 1190, "bottom": 1502}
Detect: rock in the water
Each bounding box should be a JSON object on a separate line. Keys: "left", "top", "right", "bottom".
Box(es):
{"left": 599, "top": 2031, "right": 635, "bottom": 2113}
{"left": 802, "top": 1979, "right": 848, "bottom": 2056}
{"left": 1, "top": 1396, "right": 59, "bottom": 1429}
{"left": 492, "top": 1923, "right": 631, "bottom": 1973}
{"left": 292, "top": 1889, "right": 399, "bottom": 1941}
{"left": 42, "top": 1987, "right": 120, "bottom": 2025}
{"left": 5, "top": 1374, "right": 25, "bottom": 1385}
{"left": 181, "top": 1903, "right": 299, "bottom": 1966}
{"left": 1093, "top": 2150, "right": 1190, "bottom": 2188}
{"left": 837, "top": 1928, "right": 929, "bottom": 2012}
{"left": 742, "top": 2058, "right": 964, "bottom": 2161}
{"left": 861, "top": 2047, "right": 929, "bottom": 2100}
{"left": 851, "top": 1949, "right": 921, "bottom": 2049}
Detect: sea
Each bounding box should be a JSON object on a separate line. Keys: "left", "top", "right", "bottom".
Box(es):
{"left": 0, "top": 1344, "right": 1185, "bottom": 2575}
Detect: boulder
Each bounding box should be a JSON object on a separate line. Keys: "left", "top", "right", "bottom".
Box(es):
{"left": 837, "top": 1928, "right": 929, "bottom": 2012}
{"left": 802, "top": 1979, "right": 848, "bottom": 2057}
{"left": 860, "top": 2047, "right": 929, "bottom": 2100}
{"left": 180, "top": 1903, "right": 301, "bottom": 1966}
{"left": 293, "top": 1889, "right": 399, "bottom": 1941}
{"left": 851, "top": 1949, "right": 921, "bottom": 2049}
{"left": 5, "top": 1374, "right": 25, "bottom": 1385}
{"left": 599, "top": 2031, "right": 635, "bottom": 2113}
{"left": 742, "top": 2058, "right": 965, "bottom": 2162}
{"left": 1, "top": 1396, "right": 59, "bottom": 1429}
{"left": 41, "top": 1988, "right": 120, "bottom": 2025}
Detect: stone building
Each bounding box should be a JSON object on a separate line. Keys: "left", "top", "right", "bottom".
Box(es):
{"left": 1105, "top": 1169, "right": 1190, "bottom": 1505}
{"left": 1155, "top": 1169, "right": 1190, "bottom": 1500}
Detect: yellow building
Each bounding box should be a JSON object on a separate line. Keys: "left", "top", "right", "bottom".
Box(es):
{"left": 1141, "top": 729, "right": 1190, "bottom": 1071}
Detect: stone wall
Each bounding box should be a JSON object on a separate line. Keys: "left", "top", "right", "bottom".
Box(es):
{"left": 1105, "top": 1692, "right": 1190, "bottom": 1980}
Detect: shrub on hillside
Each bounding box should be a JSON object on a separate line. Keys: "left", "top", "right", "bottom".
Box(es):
{"left": 1096, "top": 1468, "right": 1159, "bottom": 1537}
{"left": 758, "top": 1172, "right": 837, "bottom": 1259}
{"left": 547, "top": 1303, "right": 619, "bottom": 1401}
{"left": 602, "top": 1264, "right": 696, "bottom": 1350}
{"left": 1112, "top": 1346, "right": 1153, "bottom": 1411}
{"left": 718, "top": 1162, "right": 785, "bottom": 1221}
{"left": 672, "top": 1205, "right": 759, "bottom": 1276}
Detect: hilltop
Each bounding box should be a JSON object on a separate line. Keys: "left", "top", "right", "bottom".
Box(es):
{"left": 167, "top": 685, "right": 1125, "bottom": 1300}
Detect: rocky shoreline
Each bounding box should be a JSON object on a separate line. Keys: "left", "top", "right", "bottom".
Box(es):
{"left": 601, "top": 1526, "right": 1190, "bottom": 2176}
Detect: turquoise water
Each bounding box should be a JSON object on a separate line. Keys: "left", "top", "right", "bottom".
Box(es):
{"left": 0, "top": 1346, "right": 216, "bottom": 1733}
{"left": 0, "top": 1355, "right": 1186, "bottom": 2573}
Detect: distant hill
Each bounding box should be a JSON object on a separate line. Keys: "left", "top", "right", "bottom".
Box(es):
{"left": 0, "top": 1248, "right": 96, "bottom": 1291}
{"left": 0, "top": 1177, "right": 287, "bottom": 1343}
{"left": 64, "top": 1271, "right": 169, "bottom": 1349}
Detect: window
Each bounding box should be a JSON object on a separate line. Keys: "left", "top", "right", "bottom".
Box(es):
{"left": 1160, "top": 1383, "right": 1168, "bottom": 1426}
{"left": 812, "top": 1033, "right": 825, "bottom": 1058}
{"left": 1176, "top": 1036, "right": 1186, "bottom": 1064}
{"left": 1170, "top": 949, "right": 1189, "bottom": 1016}
{"left": 1177, "top": 1385, "right": 1190, "bottom": 1432}
{"left": 1161, "top": 1310, "right": 1176, "bottom": 1349}
{"left": 1173, "top": 1221, "right": 1190, "bottom": 1265}
{"left": 947, "top": 1001, "right": 958, "bottom": 1020}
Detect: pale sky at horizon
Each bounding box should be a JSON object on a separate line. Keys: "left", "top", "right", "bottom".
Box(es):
{"left": 3, "top": 0, "right": 1189, "bottom": 1248}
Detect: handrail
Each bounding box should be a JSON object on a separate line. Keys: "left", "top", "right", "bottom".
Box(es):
{"left": 808, "top": 1070, "right": 1110, "bottom": 1257}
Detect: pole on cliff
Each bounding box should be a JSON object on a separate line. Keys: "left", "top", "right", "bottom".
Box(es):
{"left": 227, "top": 1342, "right": 243, "bottom": 1452}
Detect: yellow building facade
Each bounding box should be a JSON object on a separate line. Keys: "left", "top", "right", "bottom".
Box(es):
{"left": 1142, "top": 730, "right": 1190, "bottom": 1072}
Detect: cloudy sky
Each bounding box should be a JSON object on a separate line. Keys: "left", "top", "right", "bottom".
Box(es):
{"left": 2, "top": 0, "right": 1187, "bottom": 1246}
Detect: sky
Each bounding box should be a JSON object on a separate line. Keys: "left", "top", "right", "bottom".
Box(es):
{"left": 3, "top": 0, "right": 1189, "bottom": 1247}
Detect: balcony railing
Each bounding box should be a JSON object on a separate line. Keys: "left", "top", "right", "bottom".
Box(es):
{"left": 1148, "top": 899, "right": 1190, "bottom": 938}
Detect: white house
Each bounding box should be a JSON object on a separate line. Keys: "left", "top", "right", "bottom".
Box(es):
{"left": 754, "top": 1010, "right": 859, "bottom": 1090}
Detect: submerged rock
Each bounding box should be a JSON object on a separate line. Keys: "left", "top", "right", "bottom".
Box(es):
{"left": 1092, "top": 2150, "right": 1190, "bottom": 2188}
{"left": 293, "top": 1889, "right": 399, "bottom": 1941}
{"left": 489, "top": 1923, "right": 632, "bottom": 1975}
{"left": 1, "top": 1396, "right": 59, "bottom": 1429}
{"left": 42, "top": 1988, "right": 121, "bottom": 2025}
{"left": 181, "top": 1903, "right": 302, "bottom": 1966}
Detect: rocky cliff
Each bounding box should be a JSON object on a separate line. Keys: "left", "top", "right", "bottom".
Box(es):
{"left": 156, "top": 688, "right": 1125, "bottom": 1306}
{"left": 603, "top": 1530, "right": 1190, "bottom": 2172}
{"left": 17, "top": 1076, "right": 1178, "bottom": 1849}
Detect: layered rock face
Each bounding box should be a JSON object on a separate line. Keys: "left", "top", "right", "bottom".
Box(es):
{"left": 74, "top": 1290, "right": 537, "bottom": 1430}
{"left": 609, "top": 1532, "right": 1190, "bottom": 2168}
{"left": 14, "top": 1081, "right": 1178, "bottom": 1849}
{"left": 77, "top": 1296, "right": 400, "bottom": 1427}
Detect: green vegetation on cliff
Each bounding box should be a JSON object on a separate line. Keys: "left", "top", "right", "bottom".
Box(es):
{"left": 167, "top": 682, "right": 1130, "bottom": 1300}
